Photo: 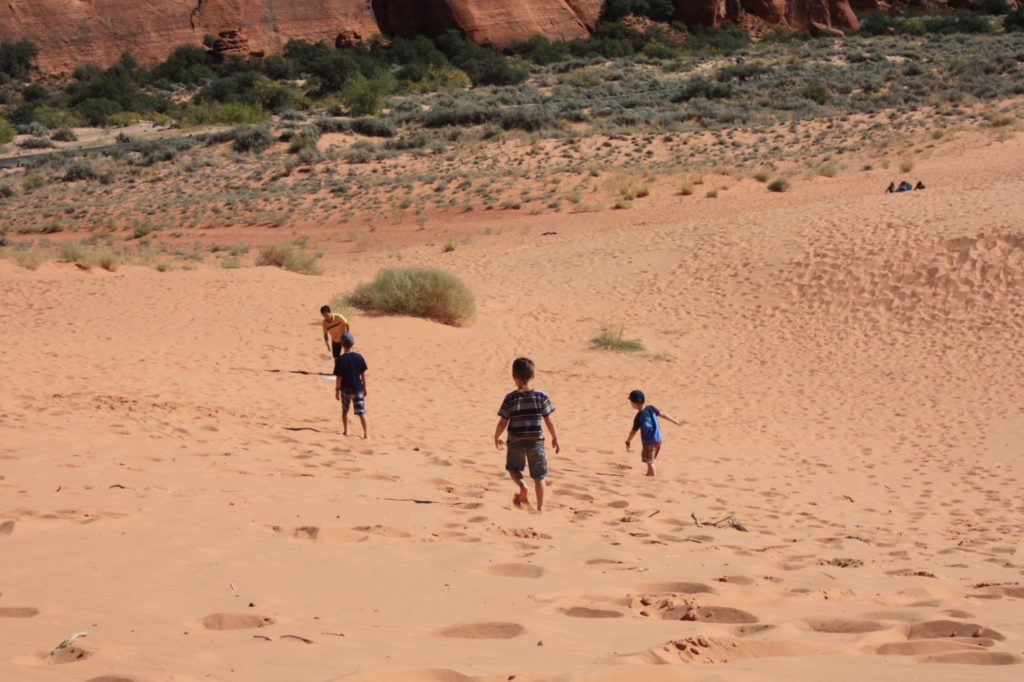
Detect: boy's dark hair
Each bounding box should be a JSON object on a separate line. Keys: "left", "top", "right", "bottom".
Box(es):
{"left": 341, "top": 332, "right": 355, "bottom": 349}
{"left": 512, "top": 357, "right": 535, "bottom": 382}
{"left": 320, "top": 305, "right": 330, "bottom": 314}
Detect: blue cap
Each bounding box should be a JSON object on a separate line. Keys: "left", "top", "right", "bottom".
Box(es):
{"left": 341, "top": 332, "right": 355, "bottom": 346}
{"left": 628, "top": 389, "right": 645, "bottom": 403}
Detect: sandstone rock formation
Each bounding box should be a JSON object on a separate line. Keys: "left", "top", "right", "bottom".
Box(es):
{"left": 675, "top": 0, "right": 860, "bottom": 35}
{"left": 2, "top": 0, "right": 866, "bottom": 74}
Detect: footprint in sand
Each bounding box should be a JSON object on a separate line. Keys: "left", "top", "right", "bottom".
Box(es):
{"left": 352, "top": 525, "right": 412, "bottom": 539}
{"left": 631, "top": 593, "right": 758, "bottom": 624}
{"left": 435, "top": 622, "right": 524, "bottom": 639}
{"left": 560, "top": 606, "right": 624, "bottom": 618}
{"left": 906, "top": 620, "right": 1004, "bottom": 641}
{"left": 0, "top": 520, "right": 14, "bottom": 535}
{"left": 0, "top": 607, "right": 38, "bottom": 618}
{"left": 634, "top": 636, "right": 829, "bottom": 665}
{"left": 200, "top": 613, "right": 274, "bottom": 631}
{"left": 85, "top": 677, "right": 140, "bottom": 682}
{"left": 922, "top": 651, "right": 1021, "bottom": 665}
{"left": 484, "top": 563, "right": 544, "bottom": 578}
{"left": 804, "top": 618, "right": 888, "bottom": 634}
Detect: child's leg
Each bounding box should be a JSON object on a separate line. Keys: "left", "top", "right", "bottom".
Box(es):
{"left": 508, "top": 470, "right": 529, "bottom": 505}
{"left": 341, "top": 395, "right": 350, "bottom": 435}
{"left": 353, "top": 394, "right": 368, "bottom": 438}
{"left": 533, "top": 477, "right": 545, "bottom": 512}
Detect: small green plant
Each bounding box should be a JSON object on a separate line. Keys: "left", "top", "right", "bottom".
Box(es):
{"left": 753, "top": 171, "right": 770, "bottom": 182}
{"left": 591, "top": 327, "right": 644, "bottom": 352}
{"left": 899, "top": 158, "right": 915, "bottom": 173}
{"left": 345, "top": 267, "right": 475, "bottom": 326}
{"left": 706, "top": 189, "right": 719, "bottom": 198}
{"left": 679, "top": 182, "right": 694, "bottom": 196}
{"left": 256, "top": 244, "right": 323, "bottom": 275}
{"left": 767, "top": 178, "right": 790, "bottom": 192}
{"left": 442, "top": 237, "right": 457, "bottom": 253}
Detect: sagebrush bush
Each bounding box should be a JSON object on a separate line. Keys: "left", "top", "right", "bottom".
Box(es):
{"left": 231, "top": 125, "right": 273, "bottom": 153}
{"left": 767, "top": 178, "right": 790, "bottom": 192}
{"left": 590, "top": 326, "right": 644, "bottom": 352}
{"left": 345, "top": 267, "right": 475, "bottom": 326}
{"left": 256, "top": 244, "right": 322, "bottom": 275}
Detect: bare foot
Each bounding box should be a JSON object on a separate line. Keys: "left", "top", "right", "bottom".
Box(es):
{"left": 513, "top": 489, "right": 529, "bottom": 508}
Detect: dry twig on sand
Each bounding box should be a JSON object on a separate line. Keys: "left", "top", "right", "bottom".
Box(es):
{"left": 49, "top": 630, "right": 87, "bottom": 657}
{"left": 693, "top": 512, "right": 748, "bottom": 532}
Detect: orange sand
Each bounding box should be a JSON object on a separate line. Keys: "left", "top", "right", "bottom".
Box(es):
{"left": 1, "top": 131, "right": 1022, "bottom": 681}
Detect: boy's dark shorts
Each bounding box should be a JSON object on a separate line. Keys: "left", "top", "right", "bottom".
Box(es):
{"left": 331, "top": 340, "right": 342, "bottom": 358}
{"left": 641, "top": 441, "right": 661, "bottom": 464}
{"left": 341, "top": 391, "right": 365, "bottom": 416}
{"left": 506, "top": 441, "right": 547, "bottom": 480}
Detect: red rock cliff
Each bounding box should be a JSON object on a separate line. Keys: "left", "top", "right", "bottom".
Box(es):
{"left": 674, "top": 0, "right": 860, "bottom": 35}
{"left": 2, "top": 0, "right": 858, "bottom": 74}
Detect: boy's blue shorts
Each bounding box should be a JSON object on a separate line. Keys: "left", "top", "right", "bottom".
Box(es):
{"left": 506, "top": 442, "right": 547, "bottom": 480}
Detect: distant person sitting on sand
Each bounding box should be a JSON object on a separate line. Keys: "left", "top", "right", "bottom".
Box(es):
{"left": 914, "top": 181, "right": 926, "bottom": 190}
{"left": 897, "top": 180, "right": 913, "bottom": 192}
{"left": 494, "top": 357, "right": 559, "bottom": 512}
{"left": 625, "top": 390, "right": 681, "bottom": 477}
{"left": 321, "top": 305, "right": 349, "bottom": 358}
{"left": 334, "top": 332, "right": 368, "bottom": 438}
{"left": 886, "top": 181, "right": 896, "bottom": 193}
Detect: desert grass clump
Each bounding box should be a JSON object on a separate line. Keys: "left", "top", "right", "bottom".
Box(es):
{"left": 767, "top": 178, "right": 791, "bottom": 193}
{"left": 818, "top": 162, "right": 840, "bottom": 177}
{"left": 345, "top": 267, "right": 475, "bottom": 326}
{"left": 256, "top": 243, "right": 323, "bottom": 276}
{"left": 899, "top": 158, "right": 915, "bottom": 173}
{"left": 58, "top": 241, "right": 119, "bottom": 271}
{"left": 591, "top": 326, "right": 645, "bottom": 352}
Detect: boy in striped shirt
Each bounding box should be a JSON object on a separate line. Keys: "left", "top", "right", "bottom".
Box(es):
{"left": 494, "top": 357, "right": 559, "bottom": 512}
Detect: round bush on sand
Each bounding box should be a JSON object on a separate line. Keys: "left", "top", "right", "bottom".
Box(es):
{"left": 346, "top": 267, "right": 475, "bottom": 326}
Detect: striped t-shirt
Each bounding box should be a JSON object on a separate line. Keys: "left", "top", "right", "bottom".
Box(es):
{"left": 498, "top": 389, "right": 555, "bottom": 444}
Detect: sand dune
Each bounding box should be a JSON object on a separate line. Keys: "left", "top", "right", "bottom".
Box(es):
{"left": 1, "top": 130, "right": 1022, "bottom": 681}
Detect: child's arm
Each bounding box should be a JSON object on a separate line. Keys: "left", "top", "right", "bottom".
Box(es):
{"left": 334, "top": 375, "right": 341, "bottom": 401}
{"left": 543, "top": 415, "right": 560, "bottom": 453}
{"left": 360, "top": 372, "right": 367, "bottom": 396}
{"left": 625, "top": 428, "right": 638, "bottom": 451}
{"left": 660, "top": 412, "right": 681, "bottom": 426}
{"left": 494, "top": 418, "right": 509, "bottom": 450}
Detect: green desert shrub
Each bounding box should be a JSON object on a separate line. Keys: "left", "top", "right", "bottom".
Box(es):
{"left": 590, "top": 326, "right": 644, "bottom": 352}
{"left": 50, "top": 126, "right": 77, "bottom": 142}
{"left": 0, "top": 39, "right": 39, "bottom": 80}
{"left": 231, "top": 125, "right": 273, "bottom": 153}
{"left": 767, "top": 178, "right": 790, "bottom": 192}
{"left": 0, "top": 118, "right": 14, "bottom": 144}
{"left": 256, "top": 244, "right": 322, "bottom": 275}
{"left": 1005, "top": 5, "right": 1024, "bottom": 30}
{"left": 345, "top": 266, "right": 475, "bottom": 326}
{"left": 63, "top": 161, "right": 98, "bottom": 182}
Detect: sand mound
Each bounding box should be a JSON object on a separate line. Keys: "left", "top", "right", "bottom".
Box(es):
{"left": 0, "top": 607, "right": 38, "bottom": 618}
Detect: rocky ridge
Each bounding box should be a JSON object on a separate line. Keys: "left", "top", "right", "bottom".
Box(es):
{"left": 2, "top": 0, "right": 867, "bottom": 74}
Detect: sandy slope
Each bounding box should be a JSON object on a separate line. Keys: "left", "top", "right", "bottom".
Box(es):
{"left": 1, "top": 131, "right": 1022, "bottom": 682}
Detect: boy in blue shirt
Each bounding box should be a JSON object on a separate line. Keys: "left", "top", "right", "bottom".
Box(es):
{"left": 625, "top": 389, "right": 680, "bottom": 476}
{"left": 494, "top": 357, "right": 559, "bottom": 512}
{"left": 334, "top": 332, "right": 368, "bottom": 439}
